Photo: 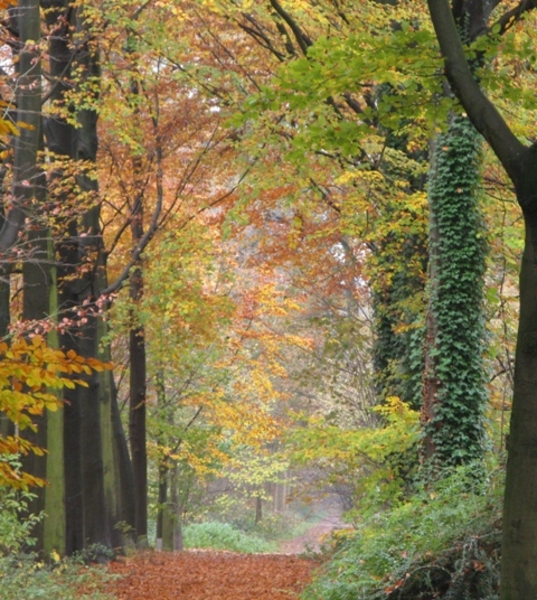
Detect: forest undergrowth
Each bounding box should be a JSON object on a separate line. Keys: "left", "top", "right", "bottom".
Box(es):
{"left": 303, "top": 462, "right": 503, "bottom": 600}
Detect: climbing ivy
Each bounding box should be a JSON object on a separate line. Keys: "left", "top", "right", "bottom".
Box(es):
{"left": 370, "top": 126, "right": 429, "bottom": 411}
{"left": 423, "top": 115, "right": 488, "bottom": 466}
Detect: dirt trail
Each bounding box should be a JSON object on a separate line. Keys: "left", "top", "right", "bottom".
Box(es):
{"left": 107, "top": 551, "right": 316, "bottom": 600}
{"left": 280, "top": 506, "right": 345, "bottom": 554}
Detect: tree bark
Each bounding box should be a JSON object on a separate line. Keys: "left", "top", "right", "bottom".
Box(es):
{"left": 128, "top": 71, "right": 148, "bottom": 541}
{"left": 12, "top": 0, "right": 49, "bottom": 549}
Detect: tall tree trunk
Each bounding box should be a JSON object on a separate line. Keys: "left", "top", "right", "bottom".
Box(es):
{"left": 128, "top": 73, "right": 148, "bottom": 541}
{"left": 501, "top": 203, "right": 537, "bottom": 597}
{"left": 43, "top": 0, "right": 84, "bottom": 556}
{"left": 44, "top": 269, "right": 65, "bottom": 556}
{"left": 129, "top": 280, "right": 147, "bottom": 541}
{"left": 73, "top": 10, "right": 111, "bottom": 550}
{"left": 0, "top": 279, "right": 10, "bottom": 439}
{"left": 422, "top": 115, "right": 487, "bottom": 465}
{"left": 12, "top": 0, "right": 48, "bottom": 548}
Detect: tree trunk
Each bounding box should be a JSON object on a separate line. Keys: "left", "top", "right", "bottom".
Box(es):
{"left": 255, "top": 495, "right": 263, "bottom": 524}
{"left": 422, "top": 115, "right": 487, "bottom": 466}
{"left": 129, "top": 312, "right": 148, "bottom": 541}
{"left": 156, "top": 462, "right": 168, "bottom": 551}
{"left": 12, "top": 0, "right": 48, "bottom": 549}
{"left": 156, "top": 371, "right": 171, "bottom": 550}
{"left": 44, "top": 274, "right": 65, "bottom": 556}
{"left": 501, "top": 192, "right": 537, "bottom": 598}
{"left": 128, "top": 75, "right": 148, "bottom": 542}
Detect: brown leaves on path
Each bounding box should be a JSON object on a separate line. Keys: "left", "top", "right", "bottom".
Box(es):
{"left": 108, "top": 551, "right": 317, "bottom": 600}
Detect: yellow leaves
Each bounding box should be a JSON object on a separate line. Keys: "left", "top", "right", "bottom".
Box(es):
{"left": 289, "top": 397, "right": 420, "bottom": 477}
{"left": 0, "top": 118, "right": 19, "bottom": 137}
{"left": 0, "top": 334, "right": 111, "bottom": 489}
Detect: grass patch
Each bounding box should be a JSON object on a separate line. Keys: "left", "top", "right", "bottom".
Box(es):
{"left": 183, "top": 522, "right": 277, "bottom": 553}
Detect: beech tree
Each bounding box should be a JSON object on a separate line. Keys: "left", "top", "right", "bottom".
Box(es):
{"left": 425, "top": 1, "right": 537, "bottom": 597}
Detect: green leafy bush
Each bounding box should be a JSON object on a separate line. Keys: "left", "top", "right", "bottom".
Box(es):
{"left": 183, "top": 522, "right": 277, "bottom": 553}
{"left": 303, "top": 464, "right": 502, "bottom": 600}
{"left": 0, "top": 554, "right": 115, "bottom": 600}
{"left": 0, "top": 489, "right": 40, "bottom": 554}
{"left": 0, "top": 488, "right": 115, "bottom": 600}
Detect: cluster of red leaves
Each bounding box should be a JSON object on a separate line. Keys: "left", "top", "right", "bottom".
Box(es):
{"left": 107, "top": 551, "right": 316, "bottom": 600}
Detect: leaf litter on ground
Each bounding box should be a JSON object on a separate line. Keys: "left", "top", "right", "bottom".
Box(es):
{"left": 106, "top": 550, "right": 317, "bottom": 600}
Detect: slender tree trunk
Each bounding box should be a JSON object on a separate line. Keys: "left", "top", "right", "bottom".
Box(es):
{"left": 156, "top": 462, "right": 168, "bottom": 551}
{"left": 110, "top": 375, "right": 136, "bottom": 535}
{"left": 155, "top": 371, "right": 168, "bottom": 551}
{"left": 255, "top": 495, "right": 263, "bottom": 524}
{"left": 44, "top": 268, "right": 65, "bottom": 556}
{"left": 128, "top": 73, "right": 148, "bottom": 541}
{"left": 171, "top": 464, "right": 183, "bottom": 551}
{"left": 0, "top": 279, "right": 10, "bottom": 439}
{"left": 129, "top": 289, "right": 147, "bottom": 541}
{"left": 74, "top": 20, "right": 111, "bottom": 549}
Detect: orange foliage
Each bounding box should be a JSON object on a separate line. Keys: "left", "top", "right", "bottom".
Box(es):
{"left": 107, "top": 551, "right": 316, "bottom": 600}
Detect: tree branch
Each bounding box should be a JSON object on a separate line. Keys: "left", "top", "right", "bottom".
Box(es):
{"left": 493, "top": 0, "right": 537, "bottom": 35}
{"left": 268, "top": 0, "right": 312, "bottom": 55}
{"left": 427, "top": 0, "right": 527, "bottom": 186}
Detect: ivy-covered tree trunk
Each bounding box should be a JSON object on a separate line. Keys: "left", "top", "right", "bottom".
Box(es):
{"left": 372, "top": 230, "right": 427, "bottom": 410}
{"left": 422, "top": 114, "right": 487, "bottom": 465}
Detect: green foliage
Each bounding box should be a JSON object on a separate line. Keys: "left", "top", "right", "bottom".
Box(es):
{"left": 246, "top": 512, "right": 312, "bottom": 543}
{"left": 303, "top": 464, "right": 502, "bottom": 600}
{"left": 289, "top": 397, "right": 421, "bottom": 512}
{"left": 0, "top": 554, "right": 115, "bottom": 600}
{"left": 182, "top": 522, "right": 276, "bottom": 553}
{"left": 425, "top": 115, "right": 488, "bottom": 465}
{"left": 0, "top": 488, "right": 40, "bottom": 554}
{"left": 0, "top": 490, "right": 114, "bottom": 600}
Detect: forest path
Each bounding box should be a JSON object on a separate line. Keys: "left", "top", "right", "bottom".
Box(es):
{"left": 279, "top": 506, "right": 345, "bottom": 554}
{"left": 107, "top": 551, "right": 316, "bottom": 600}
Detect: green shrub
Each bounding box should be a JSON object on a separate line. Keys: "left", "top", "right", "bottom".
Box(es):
{"left": 0, "top": 554, "right": 115, "bottom": 600}
{"left": 183, "top": 522, "right": 277, "bottom": 553}
{"left": 303, "top": 464, "right": 502, "bottom": 600}
{"left": 0, "top": 489, "right": 40, "bottom": 554}
{"left": 0, "top": 488, "right": 115, "bottom": 600}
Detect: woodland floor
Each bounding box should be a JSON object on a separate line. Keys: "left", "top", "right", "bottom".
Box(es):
{"left": 104, "top": 514, "right": 345, "bottom": 599}
{"left": 107, "top": 551, "right": 317, "bottom": 600}
{"left": 103, "top": 509, "right": 344, "bottom": 599}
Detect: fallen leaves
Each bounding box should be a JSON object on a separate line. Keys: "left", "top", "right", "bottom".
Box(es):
{"left": 108, "top": 551, "right": 316, "bottom": 600}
